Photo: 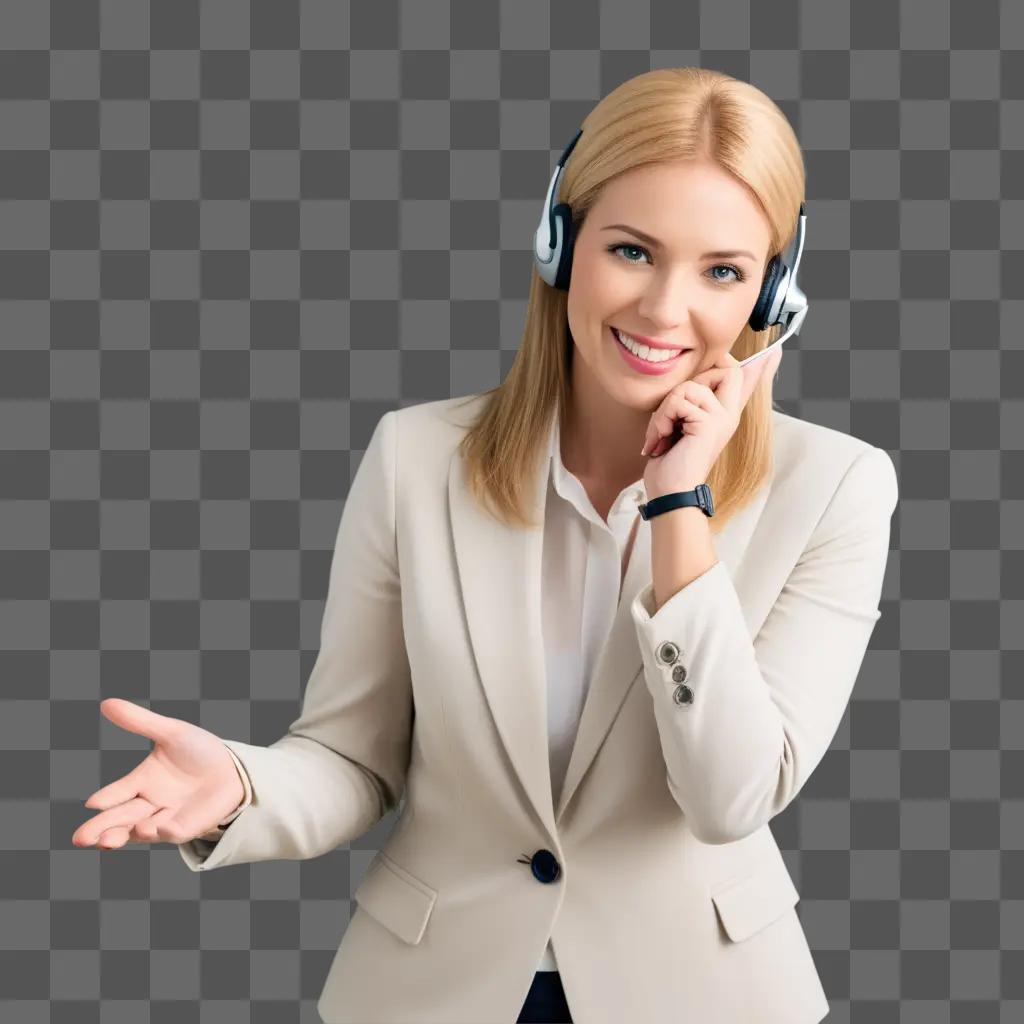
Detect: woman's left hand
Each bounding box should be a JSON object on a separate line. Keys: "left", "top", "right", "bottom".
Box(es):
{"left": 641, "top": 345, "right": 783, "bottom": 498}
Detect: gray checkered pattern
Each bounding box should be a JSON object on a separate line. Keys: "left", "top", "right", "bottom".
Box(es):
{"left": 2, "top": 0, "right": 1022, "bottom": 1020}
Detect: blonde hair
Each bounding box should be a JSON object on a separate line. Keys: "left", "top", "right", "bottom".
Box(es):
{"left": 456, "top": 67, "right": 806, "bottom": 533}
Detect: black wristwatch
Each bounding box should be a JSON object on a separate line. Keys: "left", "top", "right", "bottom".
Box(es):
{"left": 637, "top": 483, "right": 715, "bottom": 521}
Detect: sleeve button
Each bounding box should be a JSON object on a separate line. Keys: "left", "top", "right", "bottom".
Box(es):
{"left": 656, "top": 641, "right": 681, "bottom": 665}
{"left": 672, "top": 683, "right": 694, "bottom": 706}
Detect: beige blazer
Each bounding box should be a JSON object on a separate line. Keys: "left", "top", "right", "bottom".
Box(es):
{"left": 177, "top": 392, "right": 898, "bottom": 1024}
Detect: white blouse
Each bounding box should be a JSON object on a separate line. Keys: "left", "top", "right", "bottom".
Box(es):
{"left": 536, "top": 412, "right": 646, "bottom": 970}
{"left": 202, "top": 412, "right": 649, "bottom": 976}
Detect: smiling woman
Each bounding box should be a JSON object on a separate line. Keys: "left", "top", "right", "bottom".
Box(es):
{"left": 458, "top": 67, "right": 805, "bottom": 537}
{"left": 559, "top": 157, "right": 776, "bottom": 441}
{"left": 555, "top": 157, "right": 777, "bottom": 486}
{"left": 447, "top": 67, "right": 869, "bottom": 1024}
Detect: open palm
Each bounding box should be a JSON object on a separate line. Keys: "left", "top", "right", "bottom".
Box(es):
{"left": 71, "top": 698, "right": 246, "bottom": 849}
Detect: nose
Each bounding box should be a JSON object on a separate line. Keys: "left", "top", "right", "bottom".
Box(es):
{"left": 633, "top": 270, "right": 697, "bottom": 331}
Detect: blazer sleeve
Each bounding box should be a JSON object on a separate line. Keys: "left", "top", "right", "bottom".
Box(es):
{"left": 194, "top": 747, "right": 254, "bottom": 842}
{"left": 178, "top": 410, "right": 414, "bottom": 871}
{"left": 629, "top": 444, "right": 898, "bottom": 846}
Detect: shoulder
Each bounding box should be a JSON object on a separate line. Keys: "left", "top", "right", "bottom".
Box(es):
{"left": 391, "top": 391, "right": 491, "bottom": 447}
{"left": 380, "top": 393, "right": 492, "bottom": 492}
{"left": 395, "top": 390, "right": 489, "bottom": 423}
{"left": 771, "top": 408, "right": 898, "bottom": 520}
{"left": 771, "top": 407, "right": 874, "bottom": 466}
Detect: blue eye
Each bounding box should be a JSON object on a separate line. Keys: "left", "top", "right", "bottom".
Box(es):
{"left": 708, "top": 264, "right": 744, "bottom": 284}
{"left": 608, "top": 242, "right": 650, "bottom": 265}
{"left": 606, "top": 243, "right": 746, "bottom": 285}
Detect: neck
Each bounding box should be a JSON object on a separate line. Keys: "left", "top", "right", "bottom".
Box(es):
{"left": 561, "top": 362, "right": 650, "bottom": 490}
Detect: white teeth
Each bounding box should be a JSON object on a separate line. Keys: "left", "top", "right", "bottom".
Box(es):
{"left": 614, "top": 329, "right": 682, "bottom": 363}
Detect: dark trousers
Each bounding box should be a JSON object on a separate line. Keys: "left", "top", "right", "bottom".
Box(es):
{"left": 516, "top": 970, "right": 573, "bottom": 1023}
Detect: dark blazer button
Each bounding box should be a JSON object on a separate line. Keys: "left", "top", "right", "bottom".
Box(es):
{"left": 671, "top": 663, "right": 688, "bottom": 683}
{"left": 656, "top": 641, "right": 680, "bottom": 665}
{"left": 673, "top": 683, "right": 694, "bottom": 706}
{"left": 530, "top": 849, "right": 561, "bottom": 883}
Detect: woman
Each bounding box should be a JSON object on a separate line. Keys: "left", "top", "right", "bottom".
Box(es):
{"left": 73, "top": 68, "right": 897, "bottom": 1024}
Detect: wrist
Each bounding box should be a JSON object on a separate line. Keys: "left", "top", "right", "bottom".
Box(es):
{"left": 639, "top": 479, "right": 714, "bottom": 523}
{"left": 648, "top": 502, "right": 708, "bottom": 523}
{"left": 644, "top": 474, "right": 708, "bottom": 501}
{"left": 649, "top": 498, "right": 717, "bottom": 611}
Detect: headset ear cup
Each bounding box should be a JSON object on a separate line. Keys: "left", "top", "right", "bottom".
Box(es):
{"left": 749, "top": 254, "right": 782, "bottom": 332}
{"left": 552, "top": 205, "right": 576, "bottom": 291}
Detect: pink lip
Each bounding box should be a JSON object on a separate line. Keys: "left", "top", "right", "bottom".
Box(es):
{"left": 610, "top": 326, "right": 685, "bottom": 350}
{"left": 611, "top": 326, "right": 686, "bottom": 376}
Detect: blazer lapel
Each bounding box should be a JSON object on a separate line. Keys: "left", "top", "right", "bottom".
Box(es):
{"left": 448, "top": 438, "right": 557, "bottom": 839}
{"left": 447, "top": 420, "right": 773, "bottom": 841}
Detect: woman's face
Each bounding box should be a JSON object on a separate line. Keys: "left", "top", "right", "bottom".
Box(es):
{"left": 565, "top": 159, "right": 774, "bottom": 412}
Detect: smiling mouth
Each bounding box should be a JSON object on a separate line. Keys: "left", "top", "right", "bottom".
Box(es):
{"left": 611, "top": 326, "right": 689, "bottom": 360}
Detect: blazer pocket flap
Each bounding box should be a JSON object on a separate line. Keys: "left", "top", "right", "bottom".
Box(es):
{"left": 711, "top": 855, "right": 800, "bottom": 943}
{"left": 354, "top": 852, "right": 438, "bottom": 946}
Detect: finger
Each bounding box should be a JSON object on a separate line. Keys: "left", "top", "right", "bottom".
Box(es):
{"left": 742, "top": 356, "right": 771, "bottom": 402}
{"left": 676, "top": 379, "right": 720, "bottom": 412}
{"left": 753, "top": 355, "right": 778, "bottom": 395}
{"left": 688, "top": 364, "right": 732, "bottom": 390}
{"left": 649, "top": 381, "right": 720, "bottom": 444}
{"left": 73, "top": 796, "right": 153, "bottom": 847}
{"left": 650, "top": 433, "right": 677, "bottom": 458}
{"left": 697, "top": 346, "right": 776, "bottom": 415}
{"left": 131, "top": 808, "right": 173, "bottom": 844}
{"left": 717, "top": 354, "right": 767, "bottom": 414}
{"left": 74, "top": 798, "right": 153, "bottom": 846}
{"left": 643, "top": 395, "right": 705, "bottom": 455}
{"left": 151, "top": 790, "right": 231, "bottom": 845}
{"left": 743, "top": 344, "right": 781, "bottom": 379}
{"left": 750, "top": 345, "right": 782, "bottom": 391}
{"left": 99, "top": 697, "right": 181, "bottom": 747}
{"left": 148, "top": 806, "right": 194, "bottom": 844}
{"left": 84, "top": 760, "right": 147, "bottom": 812}
{"left": 650, "top": 422, "right": 683, "bottom": 458}
{"left": 690, "top": 368, "right": 748, "bottom": 419}
{"left": 96, "top": 826, "right": 133, "bottom": 850}
{"left": 690, "top": 348, "right": 740, "bottom": 386}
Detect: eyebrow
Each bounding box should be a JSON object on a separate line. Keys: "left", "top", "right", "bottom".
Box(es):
{"left": 600, "top": 223, "right": 757, "bottom": 262}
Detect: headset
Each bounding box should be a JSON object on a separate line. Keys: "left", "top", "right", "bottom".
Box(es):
{"left": 532, "top": 127, "right": 808, "bottom": 368}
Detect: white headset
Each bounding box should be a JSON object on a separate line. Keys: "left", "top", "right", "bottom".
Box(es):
{"left": 532, "top": 127, "right": 808, "bottom": 368}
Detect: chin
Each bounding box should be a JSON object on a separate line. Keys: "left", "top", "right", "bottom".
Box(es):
{"left": 600, "top": 374, "right": 675, "bottom": 412}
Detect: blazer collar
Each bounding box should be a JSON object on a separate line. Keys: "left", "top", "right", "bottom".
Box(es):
{"left": 447, "top": 403, "right": 771, "bottom": 843}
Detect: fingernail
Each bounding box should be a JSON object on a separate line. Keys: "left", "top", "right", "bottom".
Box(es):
{"left": 640, "top": 444, "right": 647, "bottom": 456}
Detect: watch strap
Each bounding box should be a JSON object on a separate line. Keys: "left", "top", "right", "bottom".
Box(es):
{"left": 638, "top": 484, "right": 714, "bottom": 520}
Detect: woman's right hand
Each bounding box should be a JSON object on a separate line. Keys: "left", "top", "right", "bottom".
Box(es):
{"left": 71, "top": 698, "right": 247, "bottom": 850}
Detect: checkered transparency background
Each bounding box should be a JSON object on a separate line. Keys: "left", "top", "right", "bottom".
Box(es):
{"left": 3, "top": 0, "right": 1023, "bottom": 1020}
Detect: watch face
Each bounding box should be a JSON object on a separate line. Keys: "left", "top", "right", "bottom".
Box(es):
{"left": 697, "top": 483, "right": 714, "bottom": 516}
